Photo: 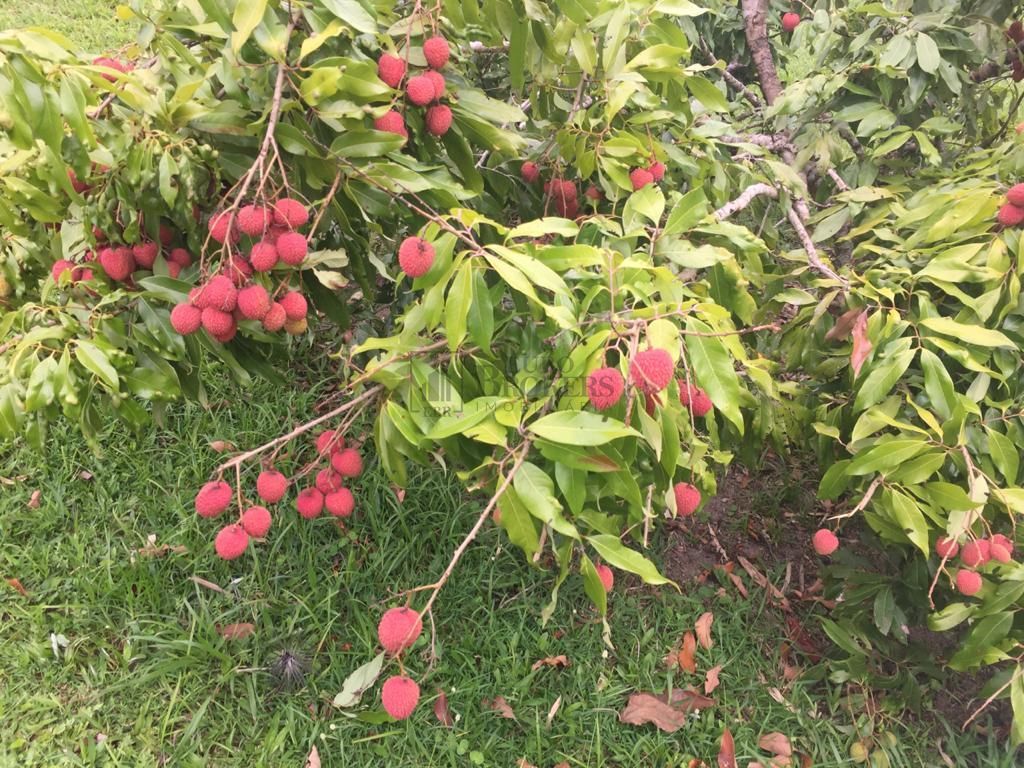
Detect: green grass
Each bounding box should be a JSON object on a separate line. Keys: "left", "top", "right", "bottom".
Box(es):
{"left": 0, "top": 0, "right": 131, "bottom": 52}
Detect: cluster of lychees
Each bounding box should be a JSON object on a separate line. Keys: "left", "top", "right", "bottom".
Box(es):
{"left": 519, "top": 157, "right": 666, "bottom": 219}
{"left": 169, "top": 198, "right": 311, "bottom": 343}
{"left": 375, "top": 607, "right": 423, "bottom": 720}
{"left": 996, "top": 183, "right": 1024, "bottom": 228}
{"left": 302, "top": 429, "right": 362, "bottom": 520}
{"left": 374, "top": 36, "right": 453, "bottom": 141}
{"left": 936, "top": 534, "right": 1016, "bottom": 596}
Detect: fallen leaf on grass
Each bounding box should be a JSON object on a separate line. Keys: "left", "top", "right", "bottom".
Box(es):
{"left": 531, "top": 655, "right": 569, "bottom": 671}
{"left": 678, "top": 631, "right": 697, "bottom": 673}
{"left": 546, "top": 695, "right": 562, "bottom": 727}
{"left": 434, "top": 689, "right": 454, "bottom": 727}
{"left": 725, "top": 569, "right": 748, "bottom": 597}
{"left": 6, "top": 578, "right": 28, "bottom": 597}
{"left": 704, "top": 665, "right": 722, "bottom": 694}
{"left": 27, "top": 490, "right": 41, "bottom": 508}
{"left": 758, "top": 732, "right": 792, "bottom": 758}
{"left": 135, "top": 534, "right": 188, "bottom": 559}
{"left": 696, "top": 612, "right": 714, "bottom": 649}
{"left": 718, "top": 727, "right": 737, "bottom": 768}
{"left": 218, "top": 622, "right": 255, "bottom": 640}
{"left": 619, "top": 689, "right": 714, "bottom": 734}
{"left": 515, "top": 760, "right": 537, "bottom": 768}
{"left": 482, "top": 696, "right": 517, "bottom": 720}
{"left": 305, "top": 744, "right": 321, "bottom": 768}
{"left": 190, "top": 575, "right": 227, "bottom": 594}
{"left": 208, "top": 440, "right": 235, "bottom": 453}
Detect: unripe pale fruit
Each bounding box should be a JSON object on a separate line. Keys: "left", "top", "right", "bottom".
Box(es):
{"left": 237, "top": 204, "right": 270, "bottom": 236}
{"left": 586, "top": 367, "right": 624, "bottom": 411}
{"left": 398, "top": 236, "right": 436, "bottom": 277}
{"left": 194, "top": 275, "right": 238, "bottom": 311}
{"left": 316, "top": 429, "right": 343, "bottom": 455}
{"left": 315, "top": 468, "right": 345, "bottom": 494}
{"left": 381, "top": 675, "right": 420, "bottom": 720}
{"left": 284, "top": 317, "right": 308, "bottom": 335}
{"left": 960, "top": 539, "right": 990, "bottom": 567}
{"left": 782, "top": 12, "right": 800, "bottom": 32}
{"left": 326, "top": 488, "right": 355, "bottom": 518}
{"left": 812, "top": 528, "right": 839, "bottom": 556}
{"left": 279, "top": 291, "right": 308, "bottom": 321}
{"left": 595, "top": 563, "right": 614, "bottom": 592}
{"left": 424, "top": 70, "right": 446, "bottom": 101}
{"left": 201, "top": 308, "right": 235, "bottom": 337}
{"left": 521, "top": 162, "right": 540, "bottom": 183}
{"left": 630, "top": 167, "right": 654, "bottom": 191}
{"left": 132, "top": 241, "right": 159, "bottom": 269}
{"left": 674, "top": 482, "right": 701, "bottom": 516}
{"left": 956, "top": 569, "right": 982, "bottom": 596}
{"left": 195, "top": 480, "right": 233, "bottom": 518}
{"left": 262, "top": 302, "right": 287, "bottom": 332}
{"left": 332, "top": 448, "right": 363, "bottom": 478}
{"left": 1007, "top": 183, "right": 1024, "bottom": 207}
{"left": 237, "top": 284, "right": 272, "bottom": 320}
{"left": 648, "top": 161, "right": 666, "bottom": 181}
{"left": 276, "top": 232, "right": 308, "bottom": 265}
{"left": 170, "top": 303, "right": 202, "bottom": 335}
{"left": 423, "top": 36, "right": 450, "bottom": 70}
{"left": 99, "top": 247, "right": 135, "bottom": 281}
{"left": 378, "top": 607, "right": 423, "bottom": 654}
{"left": 997, "top": 203, "right": 1024, "bottom": 227}
{"left": 425, "top": 105, "right": 453, "bottom": 136}
{"left": 249, "top": 241, "right": 279, "bottom": 272}
{"left": 296, "top": 487, "right": 324, "bottom": 519}
{"left": 406, "top": 75, "right": 436, "bottom": 106}
{"left": 377, "top": 54, "right": 407, "bottom": 88}
{"left": 679, "top": 382, "right": 713, "bottom": 417}
{"left": 630, "top": 348, "right": 674, "bottom": 394}
{"left": 934, "top": 536, "right": 959, "bottom": 559}
{"left": 374, "top": 110, "right": 408, "bottom": 140}
{"left": 256, "top": 469, "right": 289, "bottom": 503}
{"left": 214, "top": 524, "right": 249, "bottom": 560}
{"left": 271, "top": 197, "right": 310, "bottom": 229}
{"left": 241, "top": 506, "right": 272, "bottom": 538}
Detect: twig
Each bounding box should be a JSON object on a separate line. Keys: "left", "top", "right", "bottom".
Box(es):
{"left": 829, "top": 475, "right": 882, "bottom": 521}
{"left": 308, "top": 168, "right": 343, "bottom": 239}
{"left": 827, "top": 168, "right": 849, "bottom": 192}
{"left": 786, "top": 206, "right": 847, "bottom": 286}
{"left": 962, "top": 664, "right": 1021, "bottom": 730}
{"left": 713, "top": 182, "right": 778, "bottom": 219}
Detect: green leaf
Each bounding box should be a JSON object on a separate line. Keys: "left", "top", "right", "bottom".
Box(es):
{"left": 928, "top": 602, "right": 973, "bottom": 632}
{"left": 986, "top": 427, "right": 1019, "bottom": 484}
{"left": 685, "top": 317, "right": 743, "bottom": 434}
{"left": 873, "top": 588, "right": 895, "bottom": 636}
{"left": 231, "top": 0, "right": 267, "bottom": 52}
{"left": 818, "top": 460, "right": 852, "bottom": 500}
{"left": 495, "top": 486, "right": 541, "bottom": 562}
{"left": 1012, "top": 670, "right": 1024, "bottom": 747}
{"left": 957, "top": 612, "right": 1013, "bottom": 662}
{"left": 444, "top": 262, "right": 471, "bottom": 351}
{"left": 623, "top": 185, "right": 665, "bottom": 230}
{"left": 919, "top": 348, "right": 955, "bottom": 420}
{"left": 915, "top": 33, "right": 940, "bottom": 74}
{"left": 426, "top": 397, "right": 506, "bottom": 440}
{"left": 919, "top": 317, "right": 1015, "bottom": 349}
{"left": 529, "top": 411, "right": 641, "bottom": 446}
{"left": 513, "top": 461, "right": 579, "bottom": 539}
{"left": 330, "top": 130, "right": 406, "bottom": 158}
{"left": 586, "top": 534, "right": 675, "bottom": 587}
{"left": 853, "top": 347, "right": 915, "bottom": 412}
{"left": 887, "top": 489, "right": 929, "bottom": 555}
{"left": 819, "top": 618, "right": 867, "bottom": 656}
{"left": 332, "top": 652, "right": 385, "bottom": 708}
{"left": 320, "top": 0, "right": 378, "bottom": 33}
{"left": 847, "top": 439, "right": 928, "bottom": 476}
{"left": 580, "top": 553, "right": 607, "bottom": 616}
{"left": 75, "top": 342, "right": 119, "bottom": 392}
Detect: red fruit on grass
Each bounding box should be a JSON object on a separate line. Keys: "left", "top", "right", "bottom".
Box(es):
{"left": 296, "top": 487, "right": 324, "bottom": 519}
{"left": 279, "top": 291, "right": 308, "bottom": 321}
{"left": 406, "top": 75, "right": 436, "bottom": 106}
{"left": 168, "top": 248, "right": 193, "bottom": 267}
{"left": 249, "top": 241, "right": 278, "bottom": 272}
{"left": 256, "top": 470, "right": 289, "bottom": 504}
{"left": 195, "top": 480, "right": 232, "bottom": 518}
{"left": 595, "top": 563, "right": 614, "bottom": 592}
{"left": 935, "top": 536, "right": 959, "bottom": 559}
{"left": 201, "top": 308, "right": 235, "bottom": 337}
{"left": 423, "top": 36, "right": 450, "bottom": 70}
{"left": 956, "top": 569, "right": 982, "bottom": 596}
{"left": 237, "top": 204, "right": 270, "bottom": 237}
{"left": 237, "top": 284, "right": 272, "bottom": 320}
{"left": 648, "top": 161, "right": 666, "bottom": 181}
{"left": 99, "top": 247, "right": 135, "bottom": 281}
{"left": 170, "top": 303, "right": 202, "bottom": 335}
{"left": 398, "top": 236, "right": 436, "bottom": 278}
{"left": 782, "top": 12, "right": 801, "bottom": 32}
{"left": 132, "top": 241, "right": 159, "bottom": 269}
{"left": 208, "top": 211, "right": 239, "bottom": 244}
{"left": 325, "top": 488, "right": 355, "bottom": 518}
{"left": 630, "top": 167, "right": 654, "bottom": 191}
{"left": 812, "top": 528, "right": 839, "bottom": 556}
{"left": 51, "top": 260, "right": 76, "bottom": 281}
{"left": 332, "top": 448, "right": 363, "bottom": 478}
{"left": 381, "top": 675, "right": 420, "bottom": 720}
{"left": 424, "top": 70, "right": 446, "bottom": 101}
{"left": 195, "top": 275, "right": 238, "bottom": 311}
{"left": 521, "top": 162, "right": 540, "bottom": 184}
{"left": 586, "top": 367, "right": 625, "bottom": 411}
{"left": 425, "top": 105, "right": 452, "bottom": 136}
{"left": 997, "top": 203, "right": 1024, "bottom": 227}
{"left": 378, "top": 607, "right": 423, "bottom": 654}
{"left": 377, "top": 54, "right": 407, "bottom": 88}
{"left": 1007, "top": 183, "right": 1024, "bottom": 207}
{"left": 630, "top": 348, "right": 674, "bottom": 394}
{"left": 316, "top": 430, "right": 343, "bottom": 455}
{"left": 276, "top": 232, "right": 308, "bottom": 265}
{"left": 374, "top": 110, "right": 408, "bottom": 139}
{"left": 214, "top": 524, "right": 249, "bottom": 560}
{"left": 241, "top": 506, "right": 272, "bottom": 538}
{"left": 674, "top": 482, "right": 701, "bottom": 516}
{"left": 271, "top": 198, "right": 310, "bottom": 229}
{"left": 679, "top": 382, "right": 713, "bottom": 417}
{"left": 315, "top": 468, "right": 345, "bottom": 495}
{"left": 961, "top": 539, "right": 991, "bottom": 568}
{"left": 262, "top": 302, "right": 287, "bottom": 332}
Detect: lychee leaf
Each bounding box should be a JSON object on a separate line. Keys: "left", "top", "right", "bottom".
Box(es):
{"left": 586, "top": 534, "right": 675, "bottom": 588}
{"left": 580, "top": 553, "right": 607, "bottom": 616}
{"left": 495, "top": 486, "right": 540, "bottom": 562}
{"left": 529, "top": 411, "right": 641, "bottom": 446}
{"left": 513, "top": 461, "right": 579, "bottom": 540}
{"left": 684, "top": 317, "right": 743, "bottom": 434}
{"left": 332, "top": 652, "right": 385, "bottom": 708}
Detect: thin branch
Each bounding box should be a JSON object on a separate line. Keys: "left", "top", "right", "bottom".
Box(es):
{"left": 713, "top": 182, "right": 778, "bottom": 219}
{"left": 786, "top": 206, "right": 847, "bottom": 286}
{"left": 827, "top": 168, "right": 849, "bottom": 192}
{"left": 962, "top": 664, "right": 1021, "bottom": 730}
{"left": 829, "top": 475, "right": 882, "bottom": 522}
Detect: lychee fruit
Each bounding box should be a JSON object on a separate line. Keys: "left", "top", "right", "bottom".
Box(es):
{"left": 93, "top": 56, "right": 130, "bottom": 81}
{"left": 168, "top": 247, "right": 193, "bottom": 267}
{"left": 377, "top": 53, "right": 407, "bottom": 88}
{"left": 424, "top": 70, "right": 446, "bottom": 101}
{"left": 208, "top": 211, "right": 239, "bottom": 244}
{"left": 68, "top": 168, "right": 90, "bottom": 193}
{"left": 679, "top": 382, "right": 713, "bottom": 417}
{"left": 132, "top": 241, "right": 159, "bottom": 269}
{"left": 812, "top": 528, "right": 839, "bottom": 556}
{"left": 586, "top": 367, "right": 624, "bottom": 411}
{"left": 296, "top": 487, "right": 324, "bottom": 519}
{"left": 194, "top": 275, "right": 238, "bottom": 311}
{"left": 629, "top": 167, "right": 654, "bottom": 191}
{"left": 595, "top": 563, "right": 614, "bottom": 592}
{"left": 271, "top": 197, "right": 310, "bottom": 229}
{"left": 332, "top": 448, "right": 363, "bottom": 478}
{"left": 674, "top": 482, "right": 701, "bottom": 516}
{"left": 1007, "top": 184, "right": 1024, "bottom": 207}
{"left": 170, "top": 303, "right": 202, "bottom": 335}
{"left": 782, "top": 12, "right": 800, "bottom": 32}
{"left": 195, "top": 480, "right": 232, "bottom": 518}
{"left": 585, "top": 184, "right": 603, "bottom": 201}
{"left": 316, "top": 429, "right": 343, "bottom": 455}
{"left": 425, "top": 105, "right": 452, "bottom": 136}
{"left": 325, "top": 488, "right": 355, "bottom": 518}
{"left": 374, "top": 110, "right": 408, "bottom": 139}
{"left": 214, "top": 523, "right": 249, "bottom": 560}
{"left": 521, "top": 162, "right": 540, "bottom": 184}
{"left": 997, "top": 203, "right": 1024, "bottom": 227}
{"left": 423, "top": 36, "right": 450, "bottom": 70}
{"left": 990, "top": 533, "right": 1013, "bottom": 563}
{"left": 223, "top": 254, "right": 254, "bottom": 287}
{"left": 648, "top": 161, "right": 666, "bottom": 181}
{"left": 256, "top": 470, "right": 289, "bottom": 503}
{"left": 956, "top": 569, "right": 982, "bottom": 596}
{"left": 51, "top": 260, "right": 76, "bottom": 282}
{"left": 378, "top": 607, "right": 423, "bottom": 654}
{"left": 279, "top": 291, "right": 308, "bottom": 321}
{"left": 381, "top": 675, "right": 420, "bottom": 720}
{"left": 315, "top": 468, "right": 344, "bottom": 495}
{"left": 398, "top": 236, "right": 435, "bottom": 277}
{"left": 238, "top": 284, "right": 272, "bottom": 320}
{"left": 284, "top": 317, "right": 307, "bottom": 335}
{"left": 629, "top": 348, "right": 674, "bottom": 394}
{"left": 406, "top": 75, "right": 436, "bottom": 106}
{"left": 99, "top": 247, "right": 135, "bottom": 281}
{"left": 262, "top": 302, "right": 287, "bottom": 332}
{"left": 201, "top": 307, "right": 235, "bottom": 338}
{"left": 249, "top": 241, "right": 278, "bottom": 272}
{"left": 935, "top": 536, "right": 959, "bottom": 559}
{"left": 159, "top": 223, "right": 174, "bottom": 247}
{"left": 241, "top": 506, "right": 272, "bottom": 538}
{"left": 276, "top": 232, "right": 308, "bottom": 265}
{"left": 237, "top": 204, "right": 271, "bottom": 237}
{"left": 960, "top": 539, "right": 991, "bottom": 568}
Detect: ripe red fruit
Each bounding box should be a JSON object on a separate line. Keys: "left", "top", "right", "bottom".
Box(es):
{"left": 68, "top": 168, "right": 90, "bottom": 193}
{"left": 955, "top": 569, "right": 982, "bottom": 596}
{"left": 648, "top": 161, "right": 666, "bottom": 181}
{"left": 279, "top": 291, "right": 308, "bottom": 321}
{"left": 93, "top": 56, "right": 130, "bottom": 81}
{"left": 131, "top": 241, "right": 158, "bottom": 269}
{"left": 296, "top": 487, "right": 324, "bottom": 519}
{"left": 99, "top": 247, "right": 135, "bottom": 281}
{"left": 935, "top": 536, "right": 959, "bottom": 559}
{"left": 991, "top": 533, "right": 1014, "bottom": 558}
{"left": 425, "top": 105, "right": 453, "bottom": 136}
{"left": 237, "top": 204, "right": 270, "bottom": 237}
{"left": 595, "top": 563, "right": 614, "bottom": 592}
{"left": 960, "top": 539, "right": 991, "bottom": 568}
{"left": 194, "top": 275, "right": 238, "bottom": 311}
{"left": 991, "top": 540, "right": 1013, "bottom": 563}
{"left": 1007, "top": 183, "right": 1024, "bottom": 207}
{"left": 195, "top": 480, "right": 232, "bottom": 518}
{"left": 398, "top": 236, "right": 436, "bottom": 278}
{"left": 1010, "top": 21, "right": 1024, "bottom": 43}
{"left": 249, "top": 241, "right": 278, "bottom": 272}
{"left": 377, "top": 54, "right": 407, "bottom": 88}
{"left": 276, "top": 232, "right": 308, "bottom": 265}
{"left": 201, "top": 307, "right": 235, "bottom": 337}
{"left": 237, "top": 284, "right": 272, "bottom": 320}
{"left": 170, "top": 303, "right": 202, "bottom": 335}
{"left": 423, "top": 36, "right": 450, "bottom": 70}
{"left": 381, "top": 675, "right": 420, "bottom": 720}
{"left": 997, "top": 203, "right": 1024, "bottom": 227}
{"left": 214, "top": 524, "right": 249, "bottom": 560}
{"left": 223, "top": 254, "right": 254, "bottom": 287}
{"left": 629, "top": 167, "right": 654, "bottom": 191}
{"left": 630, "top": 348, "right": 674, "bottom": 394}
{"left": 378, "top": 607, "right": 423, "bottom": 654}
{"left": 208, "top": 211, "right": 239, "bottom": 244}
{"left": 51, "top": 260, "right": 76, "bottom": 282}
{"left": 271, "top": 198, "right": 310, "bottom": 229}
{"left": 159, "top": 223, "right": 174, "bottom": 247}
{"left": 374, "top": 110, "right": 408, "bottom": 139}
{"left": 326, "top": 488, "right": 355, "bottom": 518}
{"left": 782, "top": 12, "right": 800, "bottom": 32}
{"left": 812, "top": 528, "right": 839, "bottom": 556}
{"left": 674, "top": 482, "right": 701, "bottom": 516}
{"left": 315, "top": 468, "right": 345, "bottom": 495}
{"left": 332, "top": 448, "right": 363, "bottom": 478}
{"left": 424, "top": 70, "right": 446, "bottom": 101}
{"left": 585, "top": 184, "right": 603, "bottom": 201}
{"left": 168, "top": 247, "right": 193, "bottom": 267}
{"left": 256, "top": 470, "right": 289, "bottom": 503}
{"left": 262, "top": 302, "right": 287, "bottom": 332}
{"left": 316, "top": 430, "right": 343, "bottom": 455}
{"left": 241, "top": 506, "right": 272, "bottom": 538}
{"left": 406, "top": 75, "right": 436, "bottom": 106}
{"left": 679, "top": 382, "right": 713, "bottom": 417}
{"left": 586, "top": 367, "right": 625, "bottom": 411}
{"left": 521, "top": 162, "right": 540, "bottom": 184}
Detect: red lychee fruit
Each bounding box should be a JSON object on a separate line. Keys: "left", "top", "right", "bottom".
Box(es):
{"left": 812, "top": 528, "right": 839, "bottom": 556}
{"left": 332, "top": 448, "right": 363, "bottom": 478}
{"left": 630, "top": 348, "right": 674, "bottom": 394}
{"left": 782, "top": 12, "right": 800, "bottom": 32}
{"left": 315, "top": 468, "right": 345, "bottom": 495}
{"left": 398, "top": 236, "right": 436, "bottom": 278}
{"left": 279, "top": 291, "right": 308, "bottom": 321}
{"left": 249, "top": 241, "right": 278, "bottom": 272}
{"left": 316, "top": 429, "right": 343, "bottom": 455}
{"left": 629, "top": 167, "right": 654, "bottom": 191}
{"left": 423, "top": 36, "right": 450, "bottom": 70}
{"left": 378, "top": 607, "right": 423, "bottom": 654}
{"left": 674, "top": 482, "right": 701, "bottom": 516}
{"left": 377, "top": 53, "right": 407, "bottom": 88}
{"left": 169, "top": 248, "right": 193, "bottom": 267}
{"left": 237, "top": 284, "right": 272, "bottom": 320}
{"left": 595, "top": 563, "right": 614, "bottom": 592}
{"left": 679, "top": 382, "right": 713, "bottom": 417}
{"left": 241, "top": 506, "right": 272, "bottom": 538}
{"left": 170, "top": 303, "right": 202, "bottom": 335}
{"left": 424, "top": 70, "right": 446, "bottom": 101}
{"left": 1010, "top": 21, "right": 1024, "bottom": 43}
{"left": 262, "top": 302, "right": 287, "bottom": 332}
{"left": 93, "top": 56, "right": 130, "bottom": 81}
{"left": 265, "top": 226, "right": 290, "bottom": 245}
{"left": 51, "top": 260, "right": 76, "bottom": 281}
{"left": 406, "top": 75, "right": 436, "bottom": 106}
{"left": 214, "top": 523, "right": 249, "bottom": 560}
{"left": 167, "top": 263, "right": 182, "bottom": 279}
{"left": 997, "top": 203, "right": 1024, "bottom": 227}
{"left": 208, "top": 211, "right": 239, "bottom": 244}
{"left": 585, "top": 184, "right": 603, "bottom": 201}
{"left": 586, "top": 367, "right": 624, "bottom": 411}
{"left": 195, "top": 480, "right": 232, "bottom": 518}
{"left": 935, "top": 536, "right": 959, "bottom": 559}
{"left": 381, "top": 675, "right": 420, "bottom": 720}
{"left": 159, "top": 223, "right": 174, "bottom": 247}
{"left": 521, "top": 162, "right": 540, "bottom": 184}
{"left": 68, "top": 169, "right": 90, "bottom": 193}
{"left": 956, "top": 569, "right": 982, "bottom": 596}
{"left": 256, "top": 470, "right": 289, "bottom": 503}
{"left": 99, "top": 247, "right": 135, "bottom": 281}
{"left": 326, "top": 488, "right": 355, "bottom": 518}
{"left": 425, "top": 105, "right": 453, "bottom": 136}
{"left": 223, "top": 254, "right": 254, "bottom": 287}
{"left": 201, "top": 307, "right": 235, "bottom": 338}
{"left": 237, "top": 204, "right": 270, "bottom": 237}
{"left": 194, "top": 275, "right": 238, "bottom": 311}
{"left": 296, "top": 487, "right": 324, "bottom": 519}
{"left": 990, "top": 533, "right": 1013, "bottom": 563}
{"left": 648, "top": 161, "right": 666, "bottom": 181}
{"left": 960, "top": 539, "right": 991, "bottom": 568}
{"left": 374, "top": 110, "right": 408, "bottom": 140}
{"left": 1007, "top": 184, "right": 1024, "bottom": 207}
{"left": 132, "top": 241, "right": 158, "bottom": 269}
{"left": 276, "top": 232, "right": 308, "bottom": 265}
{"left": 271, "top": 198, "right": 310, "bottom": 229}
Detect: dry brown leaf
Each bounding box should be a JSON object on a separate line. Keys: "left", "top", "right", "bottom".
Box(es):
{"left": 136, "top": 541, "right": 188, "bottom": 559}
{"left": 433, "top": 689, "right": 454, "bottom": 727}
{"left": 6, "top": 578, "right": 28, "bottom": 597}
{"left": 190, "top": 575, "right": 227, "bottom": 594}
{"left": 678, "top": 632, "right": 697, "bottom": 674}
{"left": 531, "top": 655, "right": 569, "bottom": 671}
{"left": 695, "top": 612, "right": 714, "bottom": 650}
{"left": 737, "top": 557, "right": 790, "bottom": 610}
{"left": 27, "top": 489, "right": 41, "bottom": 509}
{"left": 482, "top": 695, "right": 517, "bottom": 721}
{"left": 824, "top": 306, "right": 861, "bottom": 342}
{"left": 666, "top": 688, "right": 714, "bottom": 711}
{"left": 515, "top": 760, "right": 537, "bottom": 768}
{"left": 79, "top": 470, "right": 94, "bottom": 481}
{"left": 704, "top": 665, "right": 722, "bottom": 694}
{"left": 797, "top": 753, "right": 812, "bottom": 768}
{"left": 850, "top": 311, "right": 871, "bottom": 377}
{"left": 546, "top": 695, "right": 562, "bottom": 727}
{"left": 758, "top": 733, "right": 792, "bottom": 758}
{"left": 218, "top": 622, "right": 255, "bottom": 640}
{"left": 208, "top": 440, "right": 235, "bottom": 453}
{"left": 718, "top": 727, "right": 737, "bottom": 768}
{"left": 726, "top": 569, "right": 748, "bottom": 597}
{"left": 305, "top": 744, "right": 321, "bottom": 768}
{"left": 619, "top": 693, "right": 689, "bottom": 733}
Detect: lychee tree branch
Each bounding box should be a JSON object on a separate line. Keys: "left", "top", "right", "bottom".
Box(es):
{"left": 713, "top": 182, "right": 778, "bottom": 219}
{"left": 785, "top": 206, "right": 847, "bottom": 287}
{"left": 740, "top": 0, "right": 782, "bottom": 105}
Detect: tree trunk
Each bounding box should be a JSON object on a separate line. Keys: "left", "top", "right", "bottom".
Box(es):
{"left": 740, "top": 0, "right": 782, "bottom": 105}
